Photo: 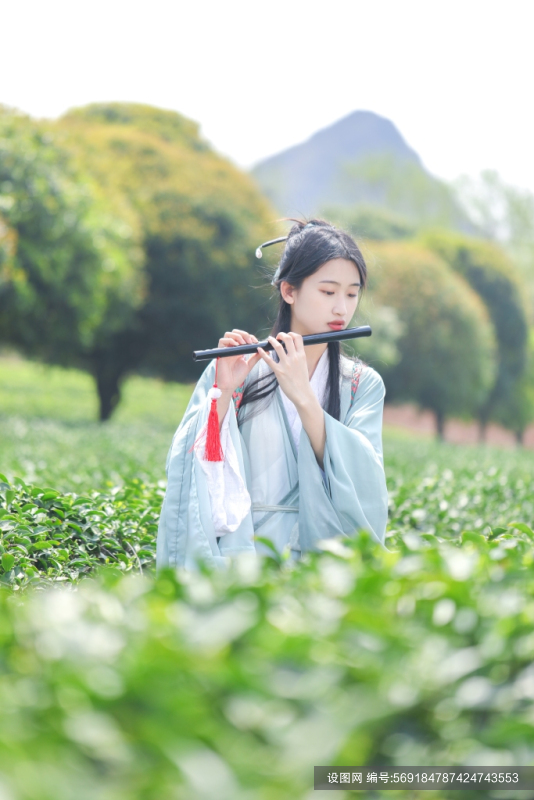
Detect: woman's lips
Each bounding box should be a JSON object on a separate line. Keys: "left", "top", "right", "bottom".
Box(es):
{"left": 327, "top": 322, "right": 345, "bottom": 330}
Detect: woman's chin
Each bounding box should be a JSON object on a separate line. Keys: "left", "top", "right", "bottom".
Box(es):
{"left": 305, "top": 327, "right": 329, "bottom": 336}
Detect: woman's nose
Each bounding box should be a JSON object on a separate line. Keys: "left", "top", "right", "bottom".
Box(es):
{"left": 333, "top": 297, "right": 347, "bottom": 315}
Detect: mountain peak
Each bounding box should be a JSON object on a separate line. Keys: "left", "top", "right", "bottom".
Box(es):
{"left": 252, "top": 110, "right": 424, "bottom": 216}
{"left": 299, "top": 110, "right": 421, "bottom": 164}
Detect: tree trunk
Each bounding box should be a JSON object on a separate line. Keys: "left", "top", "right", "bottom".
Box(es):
{"left": 478, "top": 418, "right": 488, "bottom": 443}
{"left": 515, "top": 429, "right": 524, "bottom": 447}
{"left": 435, "top": 410, "right": 445, "bottom": 441}
{"left": 95, "top": 362, "right": 123, "bottom": 422}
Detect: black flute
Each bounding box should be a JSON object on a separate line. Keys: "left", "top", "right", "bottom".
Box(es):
{"left": 192, "top": 325, "right": 372, "bottom": 361}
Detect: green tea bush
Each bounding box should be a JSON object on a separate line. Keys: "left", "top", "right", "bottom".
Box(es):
{"left": 0, "top": 476, "right": 160, "bottom": 588}
{"left": 2, "top": 426, "right": 534, "bottom": 588}
{"left": 2, "top": 438, "right": 534, "bottom": 588}
{"left": 386, "top": 436, "right": 534, "bottom": 539}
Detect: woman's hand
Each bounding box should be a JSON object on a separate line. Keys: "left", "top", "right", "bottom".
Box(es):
{"left": 257, "top": 332, "right": 314, "bottom": 408}
{"left": 216, "top": 329, "right": 262, "bottom": 392}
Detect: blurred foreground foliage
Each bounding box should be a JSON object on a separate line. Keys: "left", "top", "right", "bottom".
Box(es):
{"left": 0, "top": 525, "right": 533, "bottom": 799}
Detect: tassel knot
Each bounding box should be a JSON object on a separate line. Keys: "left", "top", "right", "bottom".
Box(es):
{"left": 204, "top": 360, "right": 224, "bottom": 462}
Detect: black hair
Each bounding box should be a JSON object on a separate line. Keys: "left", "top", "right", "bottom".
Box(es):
{"left": 237, "top": 218, "right": 367, "bottom": 424}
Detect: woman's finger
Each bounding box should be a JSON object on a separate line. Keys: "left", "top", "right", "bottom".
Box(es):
{"left": 232, "top": 328, "right": 258, "bottom": 344}
{"left": 268, "top": 335, "right": 286, "bottom": 360}
{"left": 246, "top": 351, "right": 262, "bottom": 371}
{"left": 224, "top": 331, "right": 246, "bottom": 344}
{"left": 288, "top": 331, "right": 304, "bottom": 352}
{"left": 277, "top": 331, "right": 296, "bottom": 356}
{"left": 257, "top": 348, "right": 277, "bottom": 373}
{"left": 218, "top": 337, "right": 245, "bottom": 349}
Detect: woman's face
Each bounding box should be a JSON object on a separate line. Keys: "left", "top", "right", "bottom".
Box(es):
{"left": 281, "top": 258, "right": 362, "bottom": 336}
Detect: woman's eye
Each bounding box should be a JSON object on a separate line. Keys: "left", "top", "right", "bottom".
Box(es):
{"left": 321, "top": 290, "right": 359, "bottom": 298}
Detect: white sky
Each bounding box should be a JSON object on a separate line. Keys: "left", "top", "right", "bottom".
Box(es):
{"left": 3, "top": 0, "right": 533, "bottom": 190}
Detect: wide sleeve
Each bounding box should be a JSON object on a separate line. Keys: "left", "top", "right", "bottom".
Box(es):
{"left": 194, "top": 407, "right": 251, "bottom": 535}
{"left": 156, "top": 361, "right": 256, "bottom": 572}
{"left": 297, "top": 366, "right": 388, "bottom": 550}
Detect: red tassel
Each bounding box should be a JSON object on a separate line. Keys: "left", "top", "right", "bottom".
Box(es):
{"left": 204, "top": 359, "right": 224, "bottom": 462}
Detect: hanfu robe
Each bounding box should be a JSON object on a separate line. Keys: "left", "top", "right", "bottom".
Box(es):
{"left": 156, "top": 352, "right": 388, "bottom": 571}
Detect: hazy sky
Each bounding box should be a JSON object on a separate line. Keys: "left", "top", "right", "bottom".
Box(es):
{"left": 3, "top": 0, "right": 533, "bottom": 190}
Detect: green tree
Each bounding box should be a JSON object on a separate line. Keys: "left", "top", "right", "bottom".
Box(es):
{"left": 338, "top": 154, "right": 472, "bottom": 231}
{"left": 0, "top": 107, "right": 141, "bottom": 378}
{"left": 346, "top": 303, "right": 405, "bottom": 370}
{"left": 56, "top": 103, "right": 276, "bottom": 419}
{"left": 322, "top": 203, "right": 416, "bottom": 241}
{"left": 0, "top": 104, "right": 276, "bottom": 420}
{"left": 421, "top": 231, "right": 529, "bottom": 440}
{"left": 368, "top": 242, "right": 497, "bottom": 439}
{"left": 0, "top": 212, "right": 16, "bottom": 273}
{"left": 454, "top": 169, "right": 534, "bottom": 320}
{"left": 494, "top": 329, "right": 534, "bottom": 445}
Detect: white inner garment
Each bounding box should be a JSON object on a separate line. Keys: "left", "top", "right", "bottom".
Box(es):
{"left": 195, "top": 347, "right": 330, "bottom": 538}
{"left": 193, "top": 407, "right": 251, "bottom": 534}
{"left": 280, "top": 347, "right": 329, "bottom": 451}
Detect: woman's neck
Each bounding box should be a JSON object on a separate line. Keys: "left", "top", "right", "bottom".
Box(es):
{"left": 306, "top": 343, "right": 328, "bottom": 378}
{"left": 287, "top": 318, "right": 328, "bottom": 378}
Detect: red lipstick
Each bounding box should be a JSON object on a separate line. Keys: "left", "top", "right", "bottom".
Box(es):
{"left": 327, "top": 321, "right": 345, "bottom": 330}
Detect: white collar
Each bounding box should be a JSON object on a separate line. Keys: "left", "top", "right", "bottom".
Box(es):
{"left": 280, "top": 347, "right": 329, "bottom": 450}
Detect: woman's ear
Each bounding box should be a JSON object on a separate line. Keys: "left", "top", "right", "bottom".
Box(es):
{"left": 280, "top": 280, "right": 296, "bottom": 305}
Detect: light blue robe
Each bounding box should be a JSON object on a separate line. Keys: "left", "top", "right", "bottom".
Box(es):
{"left": 156, "top": 356, "right": 388, "bottom": 571}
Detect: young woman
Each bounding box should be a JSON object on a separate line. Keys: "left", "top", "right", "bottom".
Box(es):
{"left": 156, "top": 219, "right": 388, "bottom": 570}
